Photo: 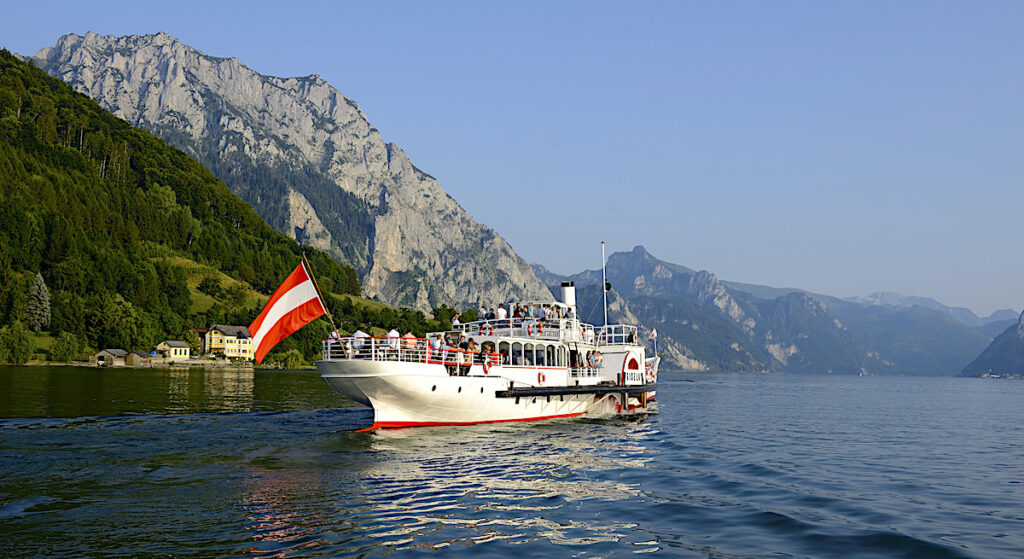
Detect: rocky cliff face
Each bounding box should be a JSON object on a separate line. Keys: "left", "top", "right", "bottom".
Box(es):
{"left": 32, "top": 32, "right": 551, "bottom": 311}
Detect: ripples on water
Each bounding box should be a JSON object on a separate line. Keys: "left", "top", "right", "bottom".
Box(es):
{"left": 1, "top": 368, "right": 1022, "bottom": 558}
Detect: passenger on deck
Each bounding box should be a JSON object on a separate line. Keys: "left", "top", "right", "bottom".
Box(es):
{"left": 466, "top": 338, "right": 479, "bottom": 372}
{"left": 478, "top": 304, "right": 487, "bottom": 319}
{"left": 486, "top": 308, "right": 496, "bottom": 321}
{"left": 594, "top": 351, "right": 604, "bottom": 369}
{"left": 352, "top": 328, "right": 369, "bottom": 358}
{"left": 402, "top": 329, "right": 416, "bottom": 351}
{"left": 441, "top": 336, "right": 455, "bottom": 375}
{"left": 386, "top": 325, "right": 400, "bottom": 351}
{"left": 496, "top": 303, "right": 507, "bottom": 321}
{"left": 513, "top": 304, "right": 523, "bottom": 319}
{"left": 537, "top": 305, "right": 546, "bottom": 320}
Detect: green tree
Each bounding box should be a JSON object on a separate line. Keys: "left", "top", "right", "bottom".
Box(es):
{"left": 432, "top": 304, "right": 457, "bottom": 329}
{"left": 224, "top": 283, "right": 249, "bottom": 310}
{"left": 25, "top": 272, "right": 51, "bottom": 331}
{"left": 197, "top": 276, "right": 222, "bottom": 298}
{"left": 49, "top": 331, "right": 82, "bottom": 362}
{"left": 281, "top": 348, "right": 304, "bottom": 369}
{"left": 182, "top": 328, "right": 202, "bottom": 355}
{"left": 0, "top": 320, "right": 34, "bottom": 364}
{"left": 96, "top": 294, "right": 141, "bottom": 349}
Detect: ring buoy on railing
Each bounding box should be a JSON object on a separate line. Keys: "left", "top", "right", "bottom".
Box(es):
{"left": 527, "top": 322, "right": 543, "bottom": 336}
{"left": 484, "top": 324, "right": 494, "bottom": 336}
{"left": 482, "top": 359, "right": 490, "bottom": 374}
{"left": 537, "top": 372, "right": 546, "bottom": 384}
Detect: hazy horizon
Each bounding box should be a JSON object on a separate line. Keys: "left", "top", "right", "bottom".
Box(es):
{"left": 3, "top": 1, "right": 1021, "bottom": 316}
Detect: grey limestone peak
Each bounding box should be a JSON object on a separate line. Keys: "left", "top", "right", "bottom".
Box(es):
{"left": 33, "top": 32, "right": 552, "bottom": 311}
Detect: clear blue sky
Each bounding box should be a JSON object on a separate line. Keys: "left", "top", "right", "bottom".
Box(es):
{"left": 3, "top": 1, "right": 1022, "bottom": 316}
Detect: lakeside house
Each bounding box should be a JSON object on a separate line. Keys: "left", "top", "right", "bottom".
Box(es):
{"left": 204, "top": 325, "right": 253, "bottom": 359}
{"left": 126, "top": 351, "right": 153, "bottom": 367}
{"left": 91, "top": 349, "right": 128, "bottom": 367}
{"left": 156, "top": 340, "right": 191, "bottom": 361}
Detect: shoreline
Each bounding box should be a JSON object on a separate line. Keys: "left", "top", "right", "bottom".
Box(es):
{"left": 17, "top": 360, "right": 318, "bottom": 372}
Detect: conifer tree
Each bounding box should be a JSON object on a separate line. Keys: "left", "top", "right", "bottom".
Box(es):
{"left": 26, "top": 273, "right": 51, "bottom": 331}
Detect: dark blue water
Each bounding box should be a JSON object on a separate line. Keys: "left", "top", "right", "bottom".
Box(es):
{"left": 1, "top": 368, "right": 1021, "bottom": 558}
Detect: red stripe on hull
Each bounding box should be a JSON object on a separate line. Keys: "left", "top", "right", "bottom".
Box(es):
{"left": 357, "top": 411, "right": 585, "bottom": 431}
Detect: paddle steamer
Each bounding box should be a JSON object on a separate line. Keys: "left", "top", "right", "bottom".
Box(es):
{"left": 317, "top": 282, "right": 658, "bottom": 429}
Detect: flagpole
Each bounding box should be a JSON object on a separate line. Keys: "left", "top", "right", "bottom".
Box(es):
{"left": 301, "top": 252, "right": 340, "bottom": 335}
{"left": 601, "top": 241, "right": 608, "bottom": 327}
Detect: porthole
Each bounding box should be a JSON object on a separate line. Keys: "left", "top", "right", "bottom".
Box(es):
{"left": 458, "top": 386, "right": 462, "bottom": 393}
{"left": 532, "top": 398, "right": 536, "bottom": 404}
{"left": 432, "top": 385, "right": 436, "bottom": 392}
{"left": 480, "top": 387, "right": 484, "bottom": 393}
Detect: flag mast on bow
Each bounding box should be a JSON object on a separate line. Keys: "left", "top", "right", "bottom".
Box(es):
{"left": 248, "top": 254, "right": 336, "bottom": 364}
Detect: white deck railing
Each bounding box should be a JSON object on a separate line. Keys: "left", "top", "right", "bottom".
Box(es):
{"left": 454, "top": 319, "right": 638, "bottom": 346}
{"left": 322, "top": 336, "right": 501, "bottom": 368}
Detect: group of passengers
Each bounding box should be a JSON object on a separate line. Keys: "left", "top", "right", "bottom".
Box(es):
{"left": 584, "top": 350, "right": 604, "bottom": 370}
{"left": 451, "top": 302, "right": 576, "bottom": 330}
{"left": 425, "top": 332, "right": 481, "bottom": 376}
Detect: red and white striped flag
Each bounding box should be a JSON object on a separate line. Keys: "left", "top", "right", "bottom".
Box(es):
{"left": 249, "top": 262, "right": 327, "bottom": 364}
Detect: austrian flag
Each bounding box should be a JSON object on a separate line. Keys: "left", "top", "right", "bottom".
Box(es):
{"left": 249, "top": 262, "right": 327, "bottom": 364}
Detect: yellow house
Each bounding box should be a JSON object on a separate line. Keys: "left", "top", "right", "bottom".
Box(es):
{"left": 205, "top": 325, "right": 253, "bottom": 359}
{"left": 156, "top": 340, "right": 191, "bottom": 361}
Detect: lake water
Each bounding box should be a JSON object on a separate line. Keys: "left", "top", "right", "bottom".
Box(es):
{"left": 1, "top": 367, "right": 1022, "bottom": 558}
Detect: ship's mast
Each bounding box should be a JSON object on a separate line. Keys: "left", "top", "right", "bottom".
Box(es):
{"left": 602, "top": 241, "right": 608, "bottom": 327}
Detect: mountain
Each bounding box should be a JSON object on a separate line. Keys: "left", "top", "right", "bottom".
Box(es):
{"left": 842, "top": 292, "right": 1015, "bottom": 328}
{"left": 824, "top": 300, "right": 991, "bottom": 376}
{"left": 0, "top": 50, "right": 357, "bottom": 354}
{"left": 984, "top": 308, "right": 1019, "bottom": 323}
{"left": 962, "top": 312, "right": 1024, "bottom": 376}
{"left": 30, "top": 32, "right": 551, "bottom": 312}
{"left": 537, "top": 245, "right": 997, "bottom": 375}
{"left": 536, "top": 246, "right": 884, "bottom": 374}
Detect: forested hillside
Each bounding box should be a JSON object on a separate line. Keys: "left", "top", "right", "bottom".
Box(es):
{"left": 0, "top": 50, "right": 362, "bottom": 359}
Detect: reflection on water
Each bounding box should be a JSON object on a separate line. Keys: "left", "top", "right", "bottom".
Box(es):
{"left": 0, "top": 366, "right": 344, "bottom": 418}
{"left": 166, "top": 369, "right": 255, "bottom": 413}
{"left": 235, "top": 418, "right": 661, "bottom": 556}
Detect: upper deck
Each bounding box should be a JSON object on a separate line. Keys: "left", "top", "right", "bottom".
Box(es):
{"left": 452, "top": 317, "right": 639, "bottom": 347}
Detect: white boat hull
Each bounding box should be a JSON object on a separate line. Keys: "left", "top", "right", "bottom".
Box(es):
{"left": 317, "top": 359, "right": 652, "bottom": 429}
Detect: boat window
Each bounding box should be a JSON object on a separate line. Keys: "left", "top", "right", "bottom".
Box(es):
{"left": 546, "top": 345, "right": 555, "bottom": 368}
{"left": 524, "top": 343, "right": 534, "bottom": 366}
{"left": 536, "top": 344, "right": 546, "bottom": 367}
{"left": 512, "top": 342, "right": 523, "bottom": 366}
{"left": 499, "top": 342, "right": 510, "bottom": 365}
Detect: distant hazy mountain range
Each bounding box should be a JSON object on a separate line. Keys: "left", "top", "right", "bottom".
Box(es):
{"left": 961, "top": 311, "right": 1024, "bottom": 377}
{"left": 535, "top": 246, "right": 1015, "bottom": 375}
{"left": 30, "top": 32, "right": 550, "bottom": 311}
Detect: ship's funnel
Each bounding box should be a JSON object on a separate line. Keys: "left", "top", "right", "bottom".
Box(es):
{"left": 560, "top": 281, "right": 576, "bottom": 306}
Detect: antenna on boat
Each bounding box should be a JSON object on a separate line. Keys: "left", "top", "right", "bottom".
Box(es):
{"left": 601, "top": 241, "right": 608, "bottom": 327}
